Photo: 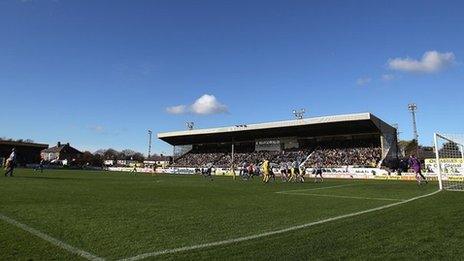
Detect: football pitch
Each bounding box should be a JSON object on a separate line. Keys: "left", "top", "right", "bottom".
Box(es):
{"left": 1, "top": 169, "right": 463, "bottom": 260}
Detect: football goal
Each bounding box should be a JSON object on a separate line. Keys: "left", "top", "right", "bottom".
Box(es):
{"left": 433, "top": 133, "right": 464, "bottom": 191}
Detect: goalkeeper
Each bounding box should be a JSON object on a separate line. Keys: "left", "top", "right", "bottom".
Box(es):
{"left": 408, "top": 155, "right": 428, "bottom": 185}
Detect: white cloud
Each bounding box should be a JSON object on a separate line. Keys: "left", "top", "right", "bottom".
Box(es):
{"left": 166, "top": 94, "right": 228, "bottom": 115}
{"left": 166, "top": 105, "right": 187, "bottom": 114}
{"left": 190, "top": 94, "right": 228, "bottom": 115}
{"left": 356, "top": 77, "right": 371, "bottom": 86}
{"left": 381, "top": 74, "right": 395, "bottom": 81}
{"left": 388, "top": 50, "right": 455, "bottom": 73}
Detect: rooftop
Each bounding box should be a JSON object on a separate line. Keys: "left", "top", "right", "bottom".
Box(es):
{"left": 158, "top": 112, "right": 395, "bottom": 146}
{"left": 41, "top": 142, "right": 82, "bottom": 154}
{"left": 0, "top": 140, "right": 48, "bottom": 148}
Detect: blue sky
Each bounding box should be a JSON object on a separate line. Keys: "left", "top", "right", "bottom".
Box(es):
{"left": 0, "top": 0, "right": 463, "bottom": 155}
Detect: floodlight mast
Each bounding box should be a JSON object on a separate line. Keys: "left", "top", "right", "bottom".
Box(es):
{"left": 392, "top": 123, "right": 401, "bottom": 157}
{"left": 147, "top": 130, "right": 152, "bottom": 158}
{"left": 292, "top": 108, "right": 306, "bottom": 120}
{"left": 408, "top": 103, "right": 419, "bottom": 142}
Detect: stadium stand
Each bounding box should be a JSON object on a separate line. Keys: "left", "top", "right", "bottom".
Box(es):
{"left": 216, "top": 151, "right": 283, "bottom": 167}
{"left": 171, "top": 152, "right": 225, "bottom": 167}
{"left": 0, "top": 140, "right": 48, "bottom": 166}
{"left": 159, "top": 113, "right": 397, "bottom": 171}
{"left": 171, "top": 147, "right": 381, "bottom": 169}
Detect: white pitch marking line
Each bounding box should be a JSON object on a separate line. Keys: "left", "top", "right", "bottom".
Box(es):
{"left": 275, "top": 183, "right": 355, "bottom": 194}
{"left": 118, "top": 190, "right": 440, "bottom": 261}
{"left": 0, "top": 213, "right": 104, "bottom": 261}
{"left": 279, "top": 192, "right": 403, "bottom": 201}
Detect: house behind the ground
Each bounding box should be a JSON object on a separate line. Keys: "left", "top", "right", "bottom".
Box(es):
{"left": 41, "top": 142, "right": 83, "bottom": 165}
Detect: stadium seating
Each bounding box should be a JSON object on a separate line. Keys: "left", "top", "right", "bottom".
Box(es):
{"left": 304, "top": 147, "right": 381, "bottom": 168}
{"left": 172, "top": 147, "right": 382, "bottom": 168}
{"left": 173, "top": 150, "right": 310, "bottom": 168}
{"left": 215, "top": 151, "right": 282, "bottom": 168}
{"left": 171, "top": 152, "right": 226, "bottom": 167}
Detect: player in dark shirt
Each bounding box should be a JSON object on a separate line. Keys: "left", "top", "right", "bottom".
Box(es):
{"left": 409, "top": 155, "right": 427, "bottom": 185}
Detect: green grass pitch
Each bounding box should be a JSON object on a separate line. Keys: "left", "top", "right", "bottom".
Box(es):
{"left": 1, "top": 169, "right": 463, "bottom": 260}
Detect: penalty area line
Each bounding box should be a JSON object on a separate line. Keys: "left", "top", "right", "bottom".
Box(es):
{"left": 275, "top": 183, "right": 355, "bottom": 194}
{"left": 278, "top": 192, "right": 403, "bottom": 201}
{"left": 0, "top": 213, "right": 104, "bottom": 261}
{"left": 118, "top": 190, "right": 440, "bottom": 261}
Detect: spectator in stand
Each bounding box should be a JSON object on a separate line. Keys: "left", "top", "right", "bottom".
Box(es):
{"left": 172, "top": 147, "right": 381, "bottom": 171}
{"left": 172, "top": 152, "right": 225, "bottom": 167}
{"left": 305, "top": 147, "right": 381, "bottom": 168}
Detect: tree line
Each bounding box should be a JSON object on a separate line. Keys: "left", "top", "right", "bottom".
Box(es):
{"left": 76, "top": 149, "right": 148, "bottom": 166}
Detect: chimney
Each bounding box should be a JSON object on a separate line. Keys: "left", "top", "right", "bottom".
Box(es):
{"left": 66, "top": 143, "right": 70, "bottom": 146}
{"left": 57, "top": 142, "right": 61, "bottom": 147}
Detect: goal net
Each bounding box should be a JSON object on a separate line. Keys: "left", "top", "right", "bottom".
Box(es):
{"left": 433, "top": 133, "right": 464, "bottom": 191}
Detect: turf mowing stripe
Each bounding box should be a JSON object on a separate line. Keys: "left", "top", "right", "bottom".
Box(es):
{"left": 279, "top": 192, "right": 403, "bottom": 201}
{"left": 118, "top": 190, "right": 440, "bottom": 261}
{"left": 275, "top": 183, "right": 355, "bottom": 194}
{"left": 0, "top": 213, "right": 104, "bottom": 261}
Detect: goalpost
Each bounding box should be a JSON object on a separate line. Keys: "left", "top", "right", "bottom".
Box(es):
{"left": 433, "top": 133, "right": 464, "bottom": 191}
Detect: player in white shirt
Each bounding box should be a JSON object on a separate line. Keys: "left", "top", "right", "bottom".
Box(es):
{"left": 279, "top": 162, "right": 288, "bottom": 182}
{"left": 4, "top": 148, "right": 17, "bottom": 177}
{"left": 313, "top": 156, "right": 324, "bottom": 183}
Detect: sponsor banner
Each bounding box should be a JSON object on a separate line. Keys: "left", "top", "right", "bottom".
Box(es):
{"left": 157, "top": 166, "right": 437, "bottom": 180}
{"left": 108, "top": 167, "right": 155, "bottom": 173}
{"left": 161, "top": 167, "right": 236, "bottom": 176}
{"left": 255, "top": 139, "right": 281, "bottom": 151}
{"left": 165, "top": 167, "right": 197, "bottom": 175}
{"left": 424, "top": 158, "right": 463, "bottom": 176}
{"left": 132, "top": 166, "right": 441, "bottom": 181}
{"left": 214, "top": 168, "right": 235, "bottom": 176}
{"left": 319, "top": 173, "right": 371, "bottom": 179}
{"left": 373, "top": 174, "right": 439, "bottom": 181}
{"left": 374, "top": 175, "right": 403, "bottom": 180}
{"left": 304, "top": 167, "right": 389, "bottom": 177}
{"left": 448, "top": 176, "right": 464, "bottom": 182}
{"left": 347, "top": 167, "right": 389, "bottom": 176}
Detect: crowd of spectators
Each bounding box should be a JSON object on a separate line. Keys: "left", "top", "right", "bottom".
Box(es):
{"left": 273, "top": 150, "right": 308, "bottom": 165}
{"left": 174, "top": 150, "right": 310, "bottom": 168}
{"left": 173, "top": 147, "right": 382, "bottom": 169}
{"left": 172, "top": 152, "right": 225, "bottom": 167}
{"left": 304, "top": 147, "right": 381, "bottom": 168}
{"left": 215, "top": 151, "right": 282, "bottom": 168}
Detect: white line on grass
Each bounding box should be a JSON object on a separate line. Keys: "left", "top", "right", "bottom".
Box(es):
{"left": 275, "top": 183, "right": 355, "bottom": 194}
{"left": 279, "top": 192, "right": 403, "bottom": 201}
{"left": 0, "top": 213, "right": 104, "bottom": 261}
{"left": 118, "top": 190, "right": 440, "bottom": 261}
